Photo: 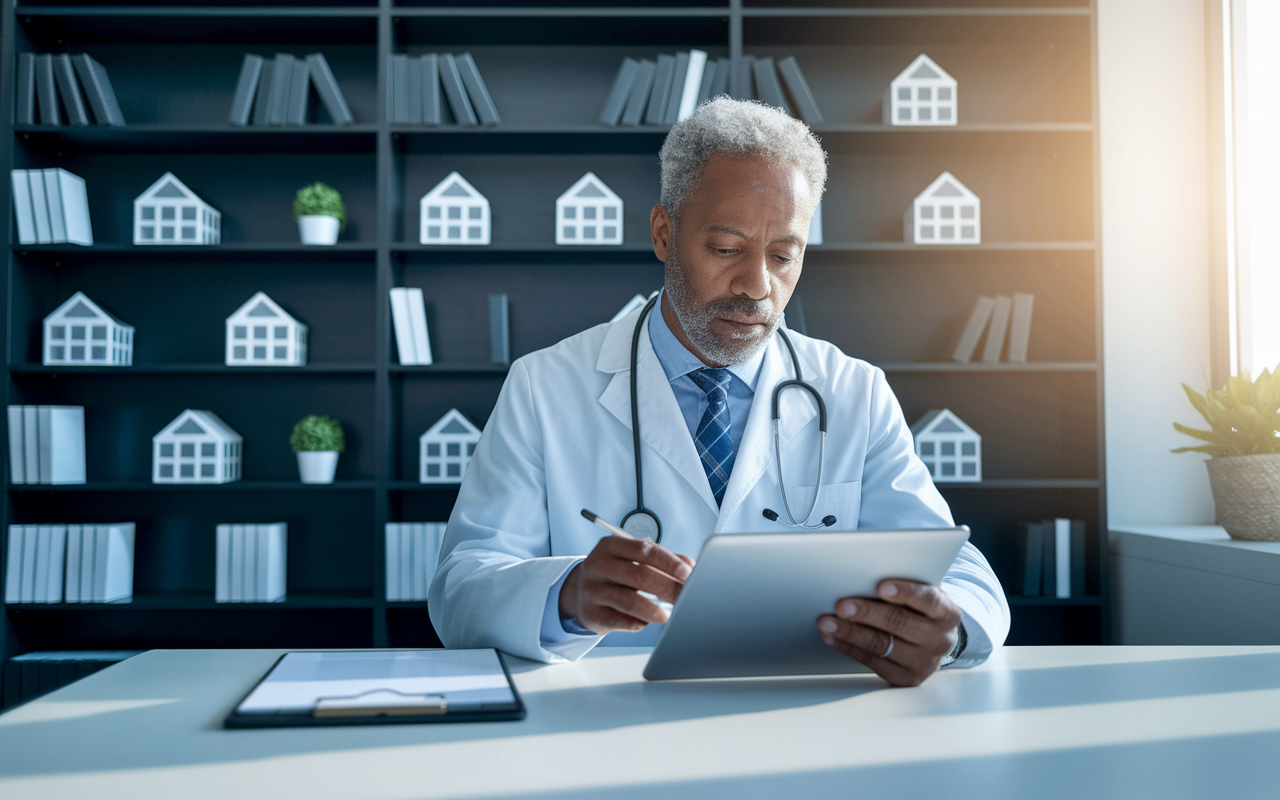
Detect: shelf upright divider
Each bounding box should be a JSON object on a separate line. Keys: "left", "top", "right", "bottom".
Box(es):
{"left": 1, "top": 0, "right": 19, "bottom": 673}
{"left": 373, "top": 0, "right": 396, "bottom": 648}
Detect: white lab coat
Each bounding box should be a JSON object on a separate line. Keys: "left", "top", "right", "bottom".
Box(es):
{"left": 429, "top": 308, "right": 1010, "bottom": 665}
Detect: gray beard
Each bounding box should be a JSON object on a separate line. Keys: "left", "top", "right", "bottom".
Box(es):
{"left": 664, "top": 249, "right": 783, "bottom": 367}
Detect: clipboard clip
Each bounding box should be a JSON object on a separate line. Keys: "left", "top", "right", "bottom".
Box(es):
{"left": 313, "top": 689, "right": 448, "bottom": 719}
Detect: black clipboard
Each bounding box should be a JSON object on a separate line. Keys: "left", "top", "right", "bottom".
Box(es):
{"left": 224, "top": 649, "right": 526, "bottom": 728}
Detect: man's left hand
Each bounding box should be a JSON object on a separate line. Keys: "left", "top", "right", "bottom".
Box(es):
{"left": 817, "top": 580, "right": 963, "bottom": 687}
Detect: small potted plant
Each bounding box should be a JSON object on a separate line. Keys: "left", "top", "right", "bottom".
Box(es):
{"left": 293, "top": 182, "right": 345, "bottom": 246}
{"left": 290, "top": 415, "right": 345, "bottom": 484}
{"left": 1173, "top": 365, "right": 1280, "bottom": 540}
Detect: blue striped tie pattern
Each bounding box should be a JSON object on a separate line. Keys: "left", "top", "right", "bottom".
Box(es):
{"left": 689, "top": 368, "right": 735, "bottom": 505}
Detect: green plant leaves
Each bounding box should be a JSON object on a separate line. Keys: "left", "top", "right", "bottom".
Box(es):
{"left": 1173, "top": 365, "right": 1280, "bottom": 456}
{"left": 290, "top": 415, "right": 346, "bottom": 453}
{"left": 293, "top": 182, "right": 346, "bottom": 229}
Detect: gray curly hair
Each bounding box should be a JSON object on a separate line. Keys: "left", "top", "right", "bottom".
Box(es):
{"left": 659, "top": 97, "right": 827, "bottom": 223}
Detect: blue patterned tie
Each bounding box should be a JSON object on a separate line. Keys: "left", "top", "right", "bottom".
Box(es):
{"left": 689, "top": 368, "right": 735, "bottom": 505}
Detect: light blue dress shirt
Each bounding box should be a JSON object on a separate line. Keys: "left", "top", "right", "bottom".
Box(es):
{"left": 540, "top": 299, "right": 767, "bottom": 644}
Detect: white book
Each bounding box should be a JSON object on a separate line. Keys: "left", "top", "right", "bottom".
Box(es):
{"left": 981, "top": 295, "right": 1013, "bottom": 364}
{"left": 389, "top": 288, "right": 417, "bottom": 365}
{"left": 951, "top": 296, "right": 996, "bottom": 363}
{"left": 244, "top": 525, "right": 259, "bottom": 602}
{"left": 406, "top": 288, "right": 433, "bottom": 366}
{"left": 46, "top": 524, "right": 66, "bottom": 603}
{"left": 259, "top": 523, "right": 287, "bottom": 603}
{"left": 1007, "top": 293, "right": 1035, "bottom": 363}
{"left": 411, "top": 523, "right": 427, "bottom": 601}
{"left": 98, "top": 523, "right": 134, "bottom": 603}
{"left": 42, "top": 169, "right": 67, "bottom": 243}
{"left": 230, "top": 524, "right": 245, "bottom": 602}
{"left": 20, "top": 526, "right": 37, "bottom": 603}
{"left": 676, "top": 49, "right": 708, "bottom": 121}
{"left": 27, "top": 169, "right": 53, "bottom": 244}
{"left": 80, "top": 523, "right": 97, "bottom": 602}
{"left": 5, "top": 525, "right": 23, "bottom": 603}
{"left": 1055, "top": 518, "right": 1071, "bottom": 600}
{"left": 11, "top": 170, "right": 37, "bottom": 245}
{"left": 33, "top": 525, "right": 51, "bottom": 603}
{"left": 9, "top": 405, "right": 26, "bottom": 483}
{"left": 23, "top": 406, "right": 39, "bottom": 484}
{"left": 65, "top": 525, "right": 82, "bottom": 603}
{"left": 385, "top": 523, "right": 399, "bottom": 601}
{"left": 44, "top": 406, "right": 86, "bottom": 485}
{"left": 400, "top": 521, "right": 412, "bottom": 601}
{"left": 53, "top": 168, "right": 93, "bottom": 246}
{"left": 807, "top": 200, "right": 823, "bottom": 246}
{"left": 215, "top": 524, "right": 231, "bottom": 602}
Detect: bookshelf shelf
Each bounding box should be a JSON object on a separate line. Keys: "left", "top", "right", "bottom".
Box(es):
{"left": 877, "top": 362, "right": 1098, "bottom": 373}
{"left": 9, "top": 481, "right": 378, "bottom": 492}
{"left": 1006, "top": 595, "right": 1104, "bottom": 607}
{"left": 7, "top": 592, "right": 376, "bottom": 611}
{"left": 937, "top": 479, "right": 1101, "bottom": 490}
{"left": 10, "top": 363, "right": 376, "bottom": 375}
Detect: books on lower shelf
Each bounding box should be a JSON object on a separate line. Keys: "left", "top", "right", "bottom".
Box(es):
{"left": 15, "top": 52, "right": 125, "bottom": 127}
{"left": 951, "top": 293, "right": 1035, "bottom": 363}
{"left": 4, "top": 523, "right": 134, "bottom": 604}
{"left": 10, "top": 168, "right": 94, "bottom": 246}
{"left": 1015, "top": 518, "right": 1088, "bottom": 599}
{"left": 389, "top": 52, "right": 499, "bottom": 126}
{"left": 228, "top": 52, "right": 353, "bottom": 126}
{"left": 386, "top": 522, "right": 447, "bottom": 601}
{"left": 215, "top": 523, "right": 287, "bottom": 602}
{"left": 7, "top": 405, "right": 86, "bottom": 485}
{"left": 389, "top": 288, "right": 433, "bottom": 365}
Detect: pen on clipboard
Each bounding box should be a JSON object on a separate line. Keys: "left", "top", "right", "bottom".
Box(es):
{"left": 580, "top": 508, "right": 675, "bottom": 614}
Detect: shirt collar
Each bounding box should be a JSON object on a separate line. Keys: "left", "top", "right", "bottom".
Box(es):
{"left": 647, "top": 293, "right": 767, "bottom": 392}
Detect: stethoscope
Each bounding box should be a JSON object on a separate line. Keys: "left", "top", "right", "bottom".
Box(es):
{"left": 620, "top": 295, "right": 837, "bottom": 543}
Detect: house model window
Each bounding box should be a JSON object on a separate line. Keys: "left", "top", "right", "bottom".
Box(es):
{"left": 910, "top": 408, "right": 981, "bottom": 483}
{"left": 904, "top": 171, "right": 981, "bottom": 245}
{"left": 883, "top": 54, "right": 957, "bottom": 127}
{"left": 556, "top": 172, "right": 623, "bottom": 245}
{"left": 153, "top": 409, "right": 243, "bottom": 484}
{"left": 420, "top": 172, "right": 490, "bottom": 245}
{"left": 419, "top": 408, "right": 481, "bottom": 484}
{"left": 225, "top": 292, "right": 308, "bottom": 367}
{"left": 134, "top": 172, "right": 221, "bottom": 245}
{"left": 44, "top": 291, "right": 134, "bottom": 366}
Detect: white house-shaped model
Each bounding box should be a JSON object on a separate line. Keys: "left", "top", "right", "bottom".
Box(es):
{"left": 134, "top": 172, "right": 221, "bottom": 246}
{"left": 420, "top": 172, "right": 490, "bottom": 245}
{"left": 44, "top": 291, "right": 134, "bottom": 366}
{"left": 419, "top": 408, "right": 481, "bottom": 484}
{"left": 910, "top": 409, "right": 981, "bottom": 483}
{"left": 225, "top": 292, "right": 308, "bottom": 367}
{"left": 904, "top": 171, "right": 981, "bottom": 245}
{"left": 153, "top": 409, "right": 242, "bottom": 484}
{"left": 556, "top": 172, "right": 623, "bottom": 245}
{"left": 883, "top": 54, "right": 957, "bottom": 126}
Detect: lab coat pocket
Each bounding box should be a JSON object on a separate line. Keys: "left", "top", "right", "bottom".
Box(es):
{"left": 789, "top": 481, "right": 861, "bottom": 529}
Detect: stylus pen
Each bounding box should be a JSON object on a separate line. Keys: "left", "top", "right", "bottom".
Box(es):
{"left": 580, "top": 508, "right": 675, "bottom": 613}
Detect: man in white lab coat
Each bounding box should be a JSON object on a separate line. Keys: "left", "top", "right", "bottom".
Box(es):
{"left": 430, "top": 98, "right": 1009, "bottom": 686}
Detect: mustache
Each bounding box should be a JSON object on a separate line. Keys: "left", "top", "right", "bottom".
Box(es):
{"left": 705, "top": 297, "right": 777, "bottom": 318}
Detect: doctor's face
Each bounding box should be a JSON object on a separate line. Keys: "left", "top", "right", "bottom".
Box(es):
{"left": 652, "top": 153, "right": 814, "bottom": 367}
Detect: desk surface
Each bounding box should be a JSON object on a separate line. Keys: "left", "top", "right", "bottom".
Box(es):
{"left": 2, "top": 646, "right": 1279, "bottom": 799}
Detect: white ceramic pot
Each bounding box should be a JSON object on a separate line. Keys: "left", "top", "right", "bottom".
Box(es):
{"left": 298, "top": 215, "right": 340, "bottom": 246}
{"left": 297, "top": 451, "right": 339, "bottom": 484}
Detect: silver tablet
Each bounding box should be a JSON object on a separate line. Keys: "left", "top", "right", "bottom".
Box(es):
{"left": 643, "top": 528, "right": 970, "bottom": 681}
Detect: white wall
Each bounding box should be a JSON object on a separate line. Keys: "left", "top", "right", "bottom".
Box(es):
{"left": 1099, "top": 0, "right": 1216, "bottom": 526}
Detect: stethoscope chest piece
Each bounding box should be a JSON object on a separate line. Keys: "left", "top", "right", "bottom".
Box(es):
{"left": 621, "top": 509, "right": 662, "bottom": 542}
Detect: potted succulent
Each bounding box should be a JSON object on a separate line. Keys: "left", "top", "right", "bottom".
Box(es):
{"left": 1173, "top": 365, "right": 1280, "bottom": 541}
{"left": 290, "top": 415, "right": 345, "bottom": 484}
{"left": 293, "top": 182, "right": 345, "bottom": 245}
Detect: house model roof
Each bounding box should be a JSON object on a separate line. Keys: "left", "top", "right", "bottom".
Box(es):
{"left": 226, "top": 292, "right": 301, "bottom": 324}
{"left": 46, "top": 291, "right": 130, "bottom": 327}
{"left": 424, "top": 172, "right": 485, "bottom": 201}
{"left": 135, "top": 172, "right": 206, "bottom": 204}
{"left": 421, "top": 408, "right": 480, "bottom": 439}
{"left": 558, "top": 172, "right": 620, "bottom": 203}
{"left": 916, "top": 171, "right": 977, "bottom": 202}
{"left": 155, "top": 409, "right": 242, "bottom": 442}
{"left": 891, "top": 54, "right": 956, "bottom": 86}
{"left": 910, "top": 408, "right": 978, "bottom": 438}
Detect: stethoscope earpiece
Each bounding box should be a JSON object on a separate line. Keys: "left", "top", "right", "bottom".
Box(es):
{"left": 762, "top": 509, "right": 838, "bottom": 529}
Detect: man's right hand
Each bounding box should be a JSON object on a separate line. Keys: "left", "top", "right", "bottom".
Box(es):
{"left": 558, "top": 536, "right": 694, "bottom": 634}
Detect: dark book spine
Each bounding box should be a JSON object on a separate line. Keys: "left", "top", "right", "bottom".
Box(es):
{"left": 1041, "top": 521, "right": 1057, "bottom": 598}
{"left": 421, "top": 55, "right": 440, "bottom": 126}
{"left": 268, "top": 54, "right": 294, "bottom": 126}
{"left": 1018, "top": 521, "right": 1043, "bottom": 596}
{"left": 1070, "top": 520, "right": 1087, "bottom": 597}
{"left": 620, "top": 59, "right": 656, "bottom": 126}
{"left": 777, "top": 56, "right": 824, "bottom": 125}
{"left": 599, "top": 58, "right": 640, "bottom": 126}
{"left": 228, "top": 54, "right": 264, "bottom": 126}
{"left": 70, "top": 54, "right": 108, "bottom": 125}
{"left": 251, "top": 59, "right": 275, "bottom": 125}
{"left": 87, "top": 55, "right": 126, "bottom": 126}
{"left": 732, "top": 55, "right": 755, "bottom": 101}
{"left": 406, "top": 53, "right": 422, "bottom": 125}
{"left": 305, "top": 54, "right": 354, "bottom": 125}
{"left": 710, "top": 57, "right": 731, "bottom": 98}
{"left": 16, "top": 54, "right": 36, "bottom": 125}
{"left": 285, "top": 56, "right": 310, "bottom": 125}
{"left": 752, "top": 57, "right": 792, "bottom": 115}
{"left": 391, "top": 54, "right": 409, "bottom": 124}
{"left": 35, "top": 55, "right": 60, "bottom": 125}
{"left": 695, "top": 56, "right": 716, "bottom": 105}
{"left": 663, "top": 51, "right": 690, "bottom": 124}
{"left": 645, "top": 54, "right": 676, "bottom": 125}
{"left": 456, "top": 53, "right": 500, "bottom": 126}
{"left": 489, "top": 294, "right": 510, "bottom": 365}
{"left": 439, "top": 54, "right": 478, "bottom": 126}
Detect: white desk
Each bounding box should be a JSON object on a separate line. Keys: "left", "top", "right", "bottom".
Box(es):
{"left": 2, "top": 646, "right": 1279, "bottom": 799}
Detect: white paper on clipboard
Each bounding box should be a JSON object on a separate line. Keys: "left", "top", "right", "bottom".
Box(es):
{"left": 234, "top": 650, "right": 516, "bottom": 716}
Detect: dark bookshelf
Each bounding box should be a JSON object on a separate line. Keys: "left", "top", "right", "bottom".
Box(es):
{"left": 1, "top": 1, "right": 1107, "bottom": 694}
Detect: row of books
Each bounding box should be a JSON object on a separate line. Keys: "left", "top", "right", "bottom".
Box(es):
{"left": 386, "top": 522, "right": 446, "bottom": 602}
{"left": 7, "top": 406, "right": 86, "bottom": 486}
{"left": 389, "top": 289, "right": 510, "bottom": 366}
{"left": 15, "top": 53, "right": 125, "bottom": 127}
{"left": 4, "top": 524, "right": 135, "bottom": 604}
{"left": 388, "top": 53, "right": 500, "bottom": 127}
{"left": 228, "top": 53, "right": 354, "bottom": 127}
{"left": 1016, "top": 518, "right": 1088, "bottom": 598}
{"left": 951, "top": 293, "right": 1035, "bottom": 363}
{"left": 215, "top": 523, "right": 287, "bottom": 602}
{"left": 600, "top": 52, "right": 823, "bottom": 127}
{"left": 10, "top": 168, "right": 93, "bottom": 246}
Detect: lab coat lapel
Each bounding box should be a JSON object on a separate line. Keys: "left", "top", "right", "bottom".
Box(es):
{"left": 597, "top": 313, "right": 720, "bottom": 515}
{"left": 717, "top": 334, "right": 818, "bottom": 530}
